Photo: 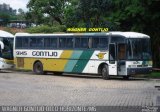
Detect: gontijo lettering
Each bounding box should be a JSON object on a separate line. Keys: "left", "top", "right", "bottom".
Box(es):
{"left": 32, "top": 51, "right": 58, "bottom": 57}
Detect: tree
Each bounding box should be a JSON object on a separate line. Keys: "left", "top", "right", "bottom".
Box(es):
{"left": 65, "top": 0, "right": 113, "bottom": 28}
{"left": 0, "top": 13, "right": 10, "bottom": 26}
{"left": 16, "top": 8, "right": 26, "bottom": 20}
{"left": 109, "top": 0, "right": 160, "bottom": 67}
{"left": 27, "top": 0, "right": 69, "bottom": 25}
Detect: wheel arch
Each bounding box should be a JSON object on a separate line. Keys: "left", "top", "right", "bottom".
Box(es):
{"left": 98, "top": 63, "right": 108, "bottom": 74}
{"left": 33, "top": 60, "right": 43, "bottom": 69}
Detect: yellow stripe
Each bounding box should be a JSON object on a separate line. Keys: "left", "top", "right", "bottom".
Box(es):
{"left": 46, "top": 50, "right": 73, "bottom": 71}
{"left": 60, "top": 50, "right": 73, "bottom": 58}
{"left": 44, "top": 50, "right": 73, "bottom": 71}
{"left": 15, "top": 50, "right": 74, "bottom": 72}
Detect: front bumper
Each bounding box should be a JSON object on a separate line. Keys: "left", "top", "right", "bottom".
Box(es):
{"left": 127, "top": 67, "right": 152, "bottom": 75}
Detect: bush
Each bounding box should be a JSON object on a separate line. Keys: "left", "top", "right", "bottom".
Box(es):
{"left": 26, "top": 25, "right": 66, "bottom": 33}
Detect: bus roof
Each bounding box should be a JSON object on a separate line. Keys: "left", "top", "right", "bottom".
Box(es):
{"left": 0, "top": 30, "right": 14, "bottom": 38}
{"left": 110, "top": 32, "right": 150, "bottom": 38}
{"left": 15, "top": 32, "right": 150, "bottom": 38}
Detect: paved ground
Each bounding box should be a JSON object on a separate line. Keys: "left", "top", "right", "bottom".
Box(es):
{"left": 0, "top": 70, "right": 160, "bottom": 107}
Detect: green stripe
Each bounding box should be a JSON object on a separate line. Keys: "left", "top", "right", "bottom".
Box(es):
{"left": 72, "top": 50, "right": 94, "bottom": 73}
{"left": 64, "top": 60, "right": 78, "bottom": 72}
{"left": 71, "top": 51, "right": 83, "bottom": 59}
{"left": 64, "top": 51, "right": 83, "bottom": 72}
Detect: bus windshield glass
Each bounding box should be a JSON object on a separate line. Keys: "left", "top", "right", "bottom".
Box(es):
{"left": 1, "top": 38, "right": 13, "bottom": 60}
{"left": 127, "top": 38, "right": 152, "bottom": 60}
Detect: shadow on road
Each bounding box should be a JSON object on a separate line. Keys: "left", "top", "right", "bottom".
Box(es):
{"left": 2, "top": 69, "right": 150, "bottom": 81}
{"left": 44, "top": 72, "right": 149, "bottom": 81}
{"left": 0, "top": 70, "right": 13, "bottom": 73}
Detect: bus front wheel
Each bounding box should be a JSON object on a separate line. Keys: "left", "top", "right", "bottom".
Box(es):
{"left": 123, "top": 76, "right": 129, "bottom": 80}
{"left": 33, "top": 61, "right": 44, "bottom": 75}
{"left": 102, "top": 65, "right": 109, "bottom": 80}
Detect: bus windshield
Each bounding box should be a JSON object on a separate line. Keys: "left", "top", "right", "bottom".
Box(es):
{"left": 0, "top": 38, "right": 13, "bottom": 60}
{"left": 127, "top": 38, "right": 152, "bottom": 60}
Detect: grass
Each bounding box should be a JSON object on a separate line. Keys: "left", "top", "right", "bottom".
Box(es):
{"left": 148, "top": 72, "right": 160, "bottom": 78}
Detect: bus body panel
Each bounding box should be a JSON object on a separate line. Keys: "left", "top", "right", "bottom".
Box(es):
{"left": 14, "top": 49, "right": 109, "bottom": 74}
{"left": 14, "top": 32, "right": 152, "bottom": 78}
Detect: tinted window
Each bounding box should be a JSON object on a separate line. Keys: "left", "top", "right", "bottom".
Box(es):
{"left": 16, "top": 38, "right": 22, "bottom": 48}
{"left": 23, "top": 38, "right": 29, "bottom": 48}
{"left": 44, "top": 38, "right": 50, "bottom": 48}
{"left": 59, "top": 38, "right": 66, "bottom": 48}
{"left": 75, "top": 38, "right": 81, "bottom": 48}
{"left": 37, "top": 38, "right": 43, "bottom": 48}
{"left": 81, "top": 38, "right": 88, "bottom": 48}
{"left": 111, "top": 36, "right": 125, "bottom": 43}
{"left": 75, "top": 37, "right": 89, "bottom": 48}
{"left": 59, "top": 37, "right": 74, "bottom": 48}
{"left": 16, "top": 37, "right": 29, "bottom": 48}
{"left": 66, "top": 38, "right": 74, "bottom": 48}
{"left": 92, "top": 37, "right": 108, "bottom": 49}
{"left": 50, "top": 38, "right": 57, "bottom": 48}
{"left": 30, "top": 38, "right": 37, "bottom": 48}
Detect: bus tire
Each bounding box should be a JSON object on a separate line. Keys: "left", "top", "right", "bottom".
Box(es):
{"left": 102, "top": 65, "right": 109, "bottom": 80}
{"left": 54, "top": 72, "right": 63, "bottom": 75}
{"left": 123, "top": 76, "right": 129, "bottom": 80}
{"left": 33, "top": 61, "right": 44, "bottom": 75}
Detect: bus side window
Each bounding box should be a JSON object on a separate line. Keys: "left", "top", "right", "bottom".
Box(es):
{"left": 92, "top": 38, "right": 99, "bottom": 48}
{"left": 37, "top": 38, "right": 44, "bottom": 48}
{"left": 81, "top": 38, "right": 88, "bottom": 48}
{"left": 50, "top": 38, "right": 57, "bottom": 48}
{"left": 23, "top": 38, "right": 29, "bottom": 48}
{"left": 75, "top": 38, "right": 81, "bottom": 48}
{"left": 44, "top": 38, "right": 50, "bottom": 48}
{"left": 66, "top": 38, "right": 74, "bottom": 48}
{"left": 16, "top": 38, "right": 22, "bottom": 48}
{"left": 30, "top": 38, "right": 37, "bottom": 48}
{"left": 92, "top": 37, "right": 108, "bottom": 49}
{"left": 59, "top": 38, "right": 66, "bottom": 48}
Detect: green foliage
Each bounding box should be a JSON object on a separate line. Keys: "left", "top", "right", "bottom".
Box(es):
{"left": 0, "top": 13, "right": 10, "bottom": 25}
{"left": 148, "top": 72, "right": 160, "bottom": 78}
{"left": 109, "top": 0, "right": 160, "bottom": 67}
{"left": 24, "top": 0, "right": 160, "bottom": 67}
{"left": 27, "top": 0, "right": 69, "bottom": 25}
{"left": 65, "top": 0, "right": 113, "bottom": 28}
{"left": 26, "top": 25, "right": 66, "bottom": 33}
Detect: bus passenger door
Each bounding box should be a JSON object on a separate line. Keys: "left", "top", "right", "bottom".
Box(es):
{"left": 108, "top": 44, "right": 117, "bottom": 75}
{"left": 117, "top": 43, "right": 127, "bottom": 75}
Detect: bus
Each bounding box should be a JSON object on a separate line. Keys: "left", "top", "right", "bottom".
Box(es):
{"left": 0, "top": 30, "right": 14, "bottom": 70}
{"left": 14, "top": 32, "right": 152, "bottom": 79}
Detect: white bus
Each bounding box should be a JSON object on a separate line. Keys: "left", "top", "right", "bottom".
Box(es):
{"left": 0, "top": 30, "right": 14, "bottom": 69}
{"left": 14, "top": 32, "right": 152, "bottom": 79}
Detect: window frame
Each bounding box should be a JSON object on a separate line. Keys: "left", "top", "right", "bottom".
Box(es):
{"left": 91, "top": 36, "right": 109, "bottom": 49}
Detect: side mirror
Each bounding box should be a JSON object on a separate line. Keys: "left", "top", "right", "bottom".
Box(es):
{"left": 0, "top": 41, "right": 4, "bottom": 50}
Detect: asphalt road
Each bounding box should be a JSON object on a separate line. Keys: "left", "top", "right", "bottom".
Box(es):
{"left": 0, "top": 70, "right": 160, "bottom": 108}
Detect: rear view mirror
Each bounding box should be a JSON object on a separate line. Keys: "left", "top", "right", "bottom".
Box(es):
{"left": 0, "top": 41, "right": 4, "bottom": 50}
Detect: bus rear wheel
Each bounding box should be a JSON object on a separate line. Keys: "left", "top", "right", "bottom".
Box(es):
{"left": 102, "top": 65, "right": 109, "bottom": 80}
{"left": 33, "top": 61, "right": 44, "bottom": 75}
